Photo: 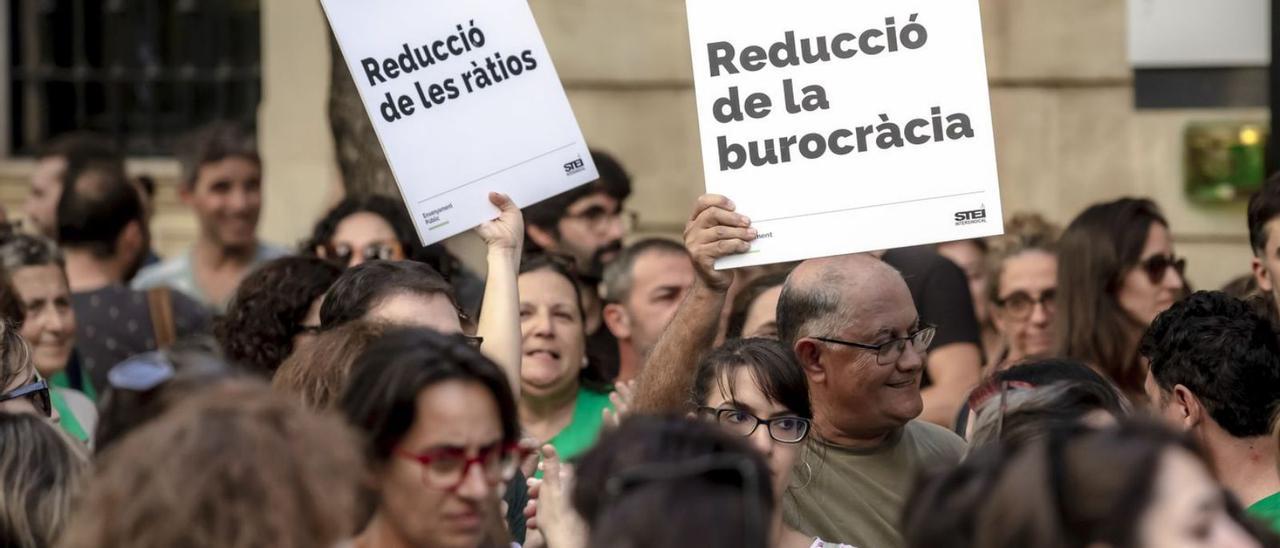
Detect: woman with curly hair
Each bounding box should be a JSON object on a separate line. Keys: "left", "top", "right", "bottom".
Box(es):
{"left": 215, "top": 256, "right": 341, "bottom": 376}
{"left": 302, "top": 194, "right": 483, "bottom": 318}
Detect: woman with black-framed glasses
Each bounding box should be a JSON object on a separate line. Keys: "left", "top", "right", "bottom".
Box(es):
{"left": 689, "top": 338, "right": 852, "bottom": 548}
{"left": 1057, "top": 198, "right": 1187, "bottom": 402}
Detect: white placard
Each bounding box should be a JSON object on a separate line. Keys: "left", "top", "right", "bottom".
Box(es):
{"left": 1128, "top": 0, "right": 1269, "bottom": 68}
{"left": 686, "top": 0, "right": 1004, "bottom": 269}
{"left": 321, "top": 0, "right": 598, "bottom": 245}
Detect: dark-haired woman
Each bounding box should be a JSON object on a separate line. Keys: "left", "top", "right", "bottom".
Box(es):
{"left": 573, "top": 416, "right": 776, "bottom": 548}
{"left": 691, "top": 339, "right": 852, "bottom": 548}
{"left": 517, "top": 255, "right": 613, "bottom": 469}
{"left": 726, "top": 272, "right": 789, "bottom": 340}
{"left": 341, "top": 328, "right": 523, "bottom": 548}
{"left": 906, "top": 422, "right": 1264, "bottom": 548}
{"left": 304, "top": 194, "right": 484, "bottom": 317}
{"left": 216, "top": 256, "right": 341, "bottom": 376}
{"left": 1057, "top": 198, "right": 1186, "bottom": 401}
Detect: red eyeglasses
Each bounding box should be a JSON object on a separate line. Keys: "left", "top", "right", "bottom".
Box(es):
{"left": 395, "top": 442, "right": 529, "bottom": 492}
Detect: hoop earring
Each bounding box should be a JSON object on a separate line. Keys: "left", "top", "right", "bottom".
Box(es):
{"left": 790, "top": 461, "right": 814, "bottom": 491}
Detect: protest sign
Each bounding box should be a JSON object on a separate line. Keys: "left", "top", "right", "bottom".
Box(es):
{"left": 685, "top": 0, "right": 1003, "bottom": 268}
{"left": 321, "top": 0, "right": 597, "bottom": 245}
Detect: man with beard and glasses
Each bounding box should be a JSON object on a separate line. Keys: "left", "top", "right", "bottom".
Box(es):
{"left": 56, "top": 158, "right": 209, "bottom": 394}
{"left": 524, "top": 149, "right": 633, "bottom": 378}
{"left": 131, "top": 122, "right": 286, "bottom": 312}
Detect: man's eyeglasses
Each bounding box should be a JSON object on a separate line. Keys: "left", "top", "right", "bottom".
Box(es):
{"left": 562, "top": 206, "right": 638, "bottom": 233}
{"left": 0, "top": 378, "right": 52, "bottom": 417}
{"left": 994, "top": 289, "right": 1056, "bottom": 320}
{"left": 1138, "top": 254, "right": 1186, "bottom": 285}
{"left": 813, "top": 325, "right": 936, "bottom": 366}
{"left": 317, "top": 241, "right": 405, "bottom": 267}
{"left": 697, "top": 407, "right": 811, "bottom": 444}
{"left": 395, "top": 441, "right": 529, "bottom": 492}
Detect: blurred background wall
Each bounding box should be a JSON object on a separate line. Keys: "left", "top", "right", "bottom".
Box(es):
{"left": 0, "top": 0, "right": 1262, "bottom": 290}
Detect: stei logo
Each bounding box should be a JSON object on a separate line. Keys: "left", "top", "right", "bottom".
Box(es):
{"left": 954, "top": 205, "right": 987, "bottom": 226}
{"left": 563, "top": 156, "right": 586, "bottom": 176}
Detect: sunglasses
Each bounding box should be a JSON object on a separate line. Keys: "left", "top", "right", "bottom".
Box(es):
{"left": 0, "top": 378, "right": 52, "bottom": 418}
{"left": 1137, "top": 254, "right": 1186, "bottom": 285}
{"left": 317, "top": 241, "right": 405, "bottom": 267}
{"left": 994, "top": 290, "right": 1056, "bottom": 320}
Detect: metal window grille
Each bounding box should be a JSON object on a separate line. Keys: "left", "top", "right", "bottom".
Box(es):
{"left": 6, "top": 0, "right": 261, "bottom": 157}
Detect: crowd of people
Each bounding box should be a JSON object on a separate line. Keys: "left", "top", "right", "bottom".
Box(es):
{"left": 5, "top": 121, "right": 1280, "bottom": 548}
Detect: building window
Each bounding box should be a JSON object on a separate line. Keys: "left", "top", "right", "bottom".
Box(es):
{"left": 6, "top": 0, "right": 261, "bottom": 157}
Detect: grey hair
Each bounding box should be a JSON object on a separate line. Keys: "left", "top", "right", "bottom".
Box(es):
{"left": 968, "top": 381, "right": 1131, "bottom": 453}
{"left": 776, "top": 273, "right": 845, "bottom": 347}
{"left": 0, "top": 232, "right": 63, "bottom": 273}
{"left": 601, "top": 238, "right": 688, "bottom": 304}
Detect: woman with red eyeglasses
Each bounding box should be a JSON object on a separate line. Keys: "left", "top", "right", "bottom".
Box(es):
{"left": 1056, "top": 198, "right": 1188, "bottom": 404}
{"left": 341, "top": 327, "right": 526, "bottom": 548}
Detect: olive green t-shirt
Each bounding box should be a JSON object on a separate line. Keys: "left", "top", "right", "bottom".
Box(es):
{"left": 784, "top": 420, "right": 967, "bottom": 548}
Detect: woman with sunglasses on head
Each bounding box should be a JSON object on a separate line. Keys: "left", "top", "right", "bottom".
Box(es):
{"left": 1057, "top": 198, "right": 1186, "bottom": 403}
{"left": 341, "top": 327, "right": 526, "bottom": 548}
{"left": 0, "top": 295, "right": 91, "bottom": 444}
{"left": 981, "top": 213, "right": 1060, "bottom": 371}
{"left": 0, "top": 320, "right": 56, "bottom": 422}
